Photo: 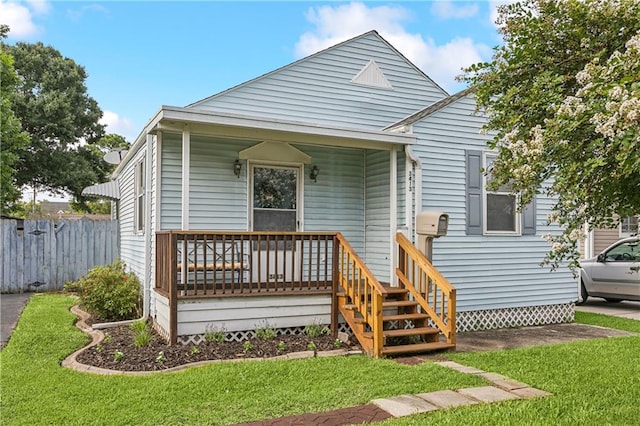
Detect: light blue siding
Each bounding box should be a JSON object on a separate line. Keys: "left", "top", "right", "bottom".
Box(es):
{"left": 190, "top": 32, "right": 446, "bottom": 131}
{"left": 189, "top": 137, "right": 253, "bottom": 230}
{"left": 302, "top": 145, "right": 366, "bottom": 253}
{"left": 411, "top": 94, "right": 576, "bottom": 312}
{"left": 365, "top": 150, "right": 391, "bottom": 281}
{"left": 117, "top": 148, "right": 146, "bottom": 282}
{"left": 160, "top": 133, "right": 182, "bottom": 230}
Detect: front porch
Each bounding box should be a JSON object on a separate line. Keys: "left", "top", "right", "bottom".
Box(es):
{"left": 154, "top": 230, "right": 456, "bottom": 357}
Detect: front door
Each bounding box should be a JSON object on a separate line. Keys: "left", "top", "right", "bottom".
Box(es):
{"left": 251, "top": 165, "right": 301, "bottom": 283}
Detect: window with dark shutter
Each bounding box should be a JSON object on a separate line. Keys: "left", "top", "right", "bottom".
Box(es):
{"left": 465, "top": 150, "right": 536, "bottom": 236}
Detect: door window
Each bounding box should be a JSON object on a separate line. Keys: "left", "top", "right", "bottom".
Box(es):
{"left": 252, "top": 166, "right": 298, "bottom": 232}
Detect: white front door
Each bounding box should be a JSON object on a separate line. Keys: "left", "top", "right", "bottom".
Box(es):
{"left": 250, "top": 165, "right": 301, "bottom": 282}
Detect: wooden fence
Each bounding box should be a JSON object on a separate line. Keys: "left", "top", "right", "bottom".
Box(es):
{"left": 1, "top": 219, "right": 120, "bottom": 293}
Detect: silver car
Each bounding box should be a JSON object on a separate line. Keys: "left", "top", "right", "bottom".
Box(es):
{"left": 579, "top": 236, "right": 640, "bottom": 304}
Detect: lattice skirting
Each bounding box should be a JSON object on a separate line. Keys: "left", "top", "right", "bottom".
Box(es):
{"left": 176, "top": 322, "right": 351, "bottom": 346}
{"left": 152, "top": 319, "right": 170, "bottom": 342}
{"left": 456, "top": 303, "right": 575, "bottom": 333}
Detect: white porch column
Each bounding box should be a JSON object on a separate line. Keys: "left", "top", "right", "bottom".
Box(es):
{"left": 181, "top": 125, "right": 190, "bottom": 230}
{"left": 406, "top": 146, "right": 423, "bottom": 243}
{"left": 390, "top": 148, "right": 397, "bottom": 285}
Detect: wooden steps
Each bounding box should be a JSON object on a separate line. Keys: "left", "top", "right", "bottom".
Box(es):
{"left": 337, "top": 284, "right": 454, "bottom": 358}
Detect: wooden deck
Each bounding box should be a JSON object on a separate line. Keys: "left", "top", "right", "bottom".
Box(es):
{"left": 155, "top": 230, "right": 456, "bottom": 357}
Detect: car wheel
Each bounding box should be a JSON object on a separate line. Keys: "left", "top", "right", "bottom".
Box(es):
{"left": 577, "top": 281, "right": 588, "bottom": 305}
{"left": 605, "top": 298, "right": 622, "bottom": 303}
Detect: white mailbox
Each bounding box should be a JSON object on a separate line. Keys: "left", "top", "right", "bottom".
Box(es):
{"left": 416, "top": 211, "right": 449, "bottom": 238}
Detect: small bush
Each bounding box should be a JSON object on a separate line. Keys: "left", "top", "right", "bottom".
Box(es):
{"left": 130, "top": 321, "right": 153, "bottom": 347}
{"left": 65, "top": 260, "right": 141, "bottom": 321}
{"left": 304, "top": 321, "right": 330, "bottom": 338}
{"left": 204, "top": 324, "right": 226, "bottom": 343}
{"left": 255, "top": 320, "right": 276, "bottom": 340}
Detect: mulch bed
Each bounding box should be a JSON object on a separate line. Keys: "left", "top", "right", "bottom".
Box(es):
{"left": 75, "top": 322, "right": 353, "bottom": 372}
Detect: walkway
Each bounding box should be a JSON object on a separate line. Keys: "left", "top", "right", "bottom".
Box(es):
{"left": 0, "top": 293, "right": 31, "bottom": 349}
{"left": 235, "top": 360, "right": 551, "bottom": 426}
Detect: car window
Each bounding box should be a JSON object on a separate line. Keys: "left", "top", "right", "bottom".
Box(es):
{"left": 605, "top": 241, "right": 639, "bottom": 262}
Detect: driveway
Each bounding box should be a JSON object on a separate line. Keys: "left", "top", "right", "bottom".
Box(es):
{"left": 576, "top": 298, "right": 640, "bottom": 320}
{"left": 0, "top": 293, "right": 32, "bottom": 349}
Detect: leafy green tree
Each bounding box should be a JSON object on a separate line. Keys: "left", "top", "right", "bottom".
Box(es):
{"left": 0, "top": 25, "right": 30, "bottom": 215}
{"left": 2, "top": 40, "right": 107, "bottom": 205}
{"left": 461, "top": 0, "right": 640, "bottom": 268}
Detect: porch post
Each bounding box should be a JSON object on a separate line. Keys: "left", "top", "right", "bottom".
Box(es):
{"left": 389, "top": 149, "right": 397, "bottom": 285}
{"left": 331, "top": 235, "right": 340, "bottom": 337}
{"left": 181, "top": 125, "right": 190, "bottom": 230}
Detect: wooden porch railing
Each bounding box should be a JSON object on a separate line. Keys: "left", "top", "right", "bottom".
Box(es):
{"left": 156, "top": 231, "right": 339, "bottom": 344}
{"left": 156, "top": 231, "right": 338, "bottom": 297}
{"left": 334, "top": 233, "right": 388, "bottom": 357}
{"left": 395, "top": 232, "right": 456, "bottom": 345}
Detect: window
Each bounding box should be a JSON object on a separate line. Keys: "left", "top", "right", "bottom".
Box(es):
{"left": 465, "top": 150, "right": 536, "bottom": 236}
{"left": 135, "top": 159, "right": 145, "bottom": 233}
{"left": 484, "top": 153, "right": 519, "bottom": 234}
{"left": 620, "top": 216, "right": 639, "bottom": 237}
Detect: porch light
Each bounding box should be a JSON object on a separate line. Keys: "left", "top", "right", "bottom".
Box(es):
{"left": 233, "top": 159, "right": 242, "bottom": 178}
{"left": 310, "top": 165, "right": 319, "bottom": 183}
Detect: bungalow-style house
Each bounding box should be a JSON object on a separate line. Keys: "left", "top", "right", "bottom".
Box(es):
{"left": 87, "top": 31, "right": 577, "bottom": 357}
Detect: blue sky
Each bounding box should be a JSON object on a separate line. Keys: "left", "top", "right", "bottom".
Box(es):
{"left": 2, "top": 0, "right": 507, "bottom": 145}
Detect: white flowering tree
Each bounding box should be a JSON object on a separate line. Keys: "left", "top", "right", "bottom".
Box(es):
{"left": 461, "top": 0, "right": 640, "bottom": 269}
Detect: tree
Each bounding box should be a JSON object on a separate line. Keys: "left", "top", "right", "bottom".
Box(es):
{"left": 460, "top": 0, "right": 640, "bottom": 269}
{"left": 2, "top": 40, "right": 107, "bottom": 204}
{"left": 0, "top": 25, "right": 30, "bottom": 215}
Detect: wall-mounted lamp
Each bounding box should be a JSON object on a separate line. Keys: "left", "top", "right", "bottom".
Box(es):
{"left": 233, "top": 159, "right": 242, "bottom": 178}
{"left": 309, "top": 165, "right": 319, "bottom": 183}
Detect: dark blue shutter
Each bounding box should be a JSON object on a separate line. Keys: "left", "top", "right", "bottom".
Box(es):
{"left": 522, "top": 198, "right": 536, "bottom": 235}
{"left": 466, "top": 150, "right": 483, "bottom": 235}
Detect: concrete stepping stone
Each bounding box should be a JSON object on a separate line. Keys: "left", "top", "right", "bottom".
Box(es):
{"left": 416, "top": 390, "right": 479, "bottom": 408}
{"left": 372, "top": 394, "right": 439, "bottom": 417}
{"left": 458, "top": 386, "right": 521, "bottom": 403}
{"left": 510, "top": 387, "right": 553, "bottom": 399}
{"left": 435, "top": 361, "right": 485, "bottom": 374}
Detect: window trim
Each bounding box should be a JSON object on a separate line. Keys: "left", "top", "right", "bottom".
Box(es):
{"left": 134, "top": 157, "right": 145, "bottom": 234}
{"left": 619, "top": 215, "right": 639, "bottom": 237}
{"left": 482, "top": 152, "right": 521, "bottom": 236}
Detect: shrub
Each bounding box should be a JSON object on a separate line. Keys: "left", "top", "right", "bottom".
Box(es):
{"left": 204, "top": 324, "right": 226, "bottom": 343}
{"left": 130, "top": 320, "right": 153, "bottom": 347}
{"left": 304, "top": 321, "right": 330, "bottom": 338}
{"left": 65, "top": 260, "right": 141, "bottom": 321}
{"left": 255, "top": 320, "right": 276, "bottom": 340}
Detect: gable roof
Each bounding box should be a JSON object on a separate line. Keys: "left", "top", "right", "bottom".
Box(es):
{"left": 187, "top": 30, "right": 448, "bottom": 108}
{"left": 384, "top": 86, "right": 476, "bottom": 131}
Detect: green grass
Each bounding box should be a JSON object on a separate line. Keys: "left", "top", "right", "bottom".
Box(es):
{"left": 384, "top": 311, "right": 640, "bottom": 425}
{"left": 0, "top": 294, "right": 483, "bottom": 425}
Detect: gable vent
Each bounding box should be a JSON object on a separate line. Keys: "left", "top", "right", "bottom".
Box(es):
{"left": 351, "top": 60, "right": 393, "bottom": 89}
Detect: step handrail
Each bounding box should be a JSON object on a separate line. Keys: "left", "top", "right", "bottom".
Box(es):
{"left": 335, "top": 233, "right": 388, "bottom": 356}
{"left": 395, "top": 232, "right": 456, "bottom": 345}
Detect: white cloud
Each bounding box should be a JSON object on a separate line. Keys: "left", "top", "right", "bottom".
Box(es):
{"left": 0, "top": 0, "right": 48, "bottom": 38}
{"left": 489, "top": 0, "right": 517, "bottom": 29}
{"left": 66, "top": 4, "right": 109, "bottom": 22}
{"left": 295, "top": 2, "right": 490, "bottom": 93}
{"left": 100, "top": 111, "right": 137, "bottom": 142}
{"left": 431, "top": 1, "right": 479, "bottom": 20}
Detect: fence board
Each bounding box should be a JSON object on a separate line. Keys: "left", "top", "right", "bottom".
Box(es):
{"left": 0, "top": 219, "right": 120, "bottom": 293}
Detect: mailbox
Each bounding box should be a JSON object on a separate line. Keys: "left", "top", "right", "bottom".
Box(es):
{"left": 416, "top": 211, "right": 449, "bottom": 238}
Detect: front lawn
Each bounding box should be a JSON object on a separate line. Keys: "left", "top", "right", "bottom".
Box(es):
{"left": 384, "top": 311, "right": 640, "bottom": 425}
{"left": 0, "top": 294, "right": 483, "bottom": 425}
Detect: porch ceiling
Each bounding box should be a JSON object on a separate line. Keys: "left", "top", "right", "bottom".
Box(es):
{"left": 152, "top": 106, "right": 417, "bottom": 150}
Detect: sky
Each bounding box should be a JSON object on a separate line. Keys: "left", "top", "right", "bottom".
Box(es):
{"left": 2, "top": 0, "right": 508, "bottom": 200}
